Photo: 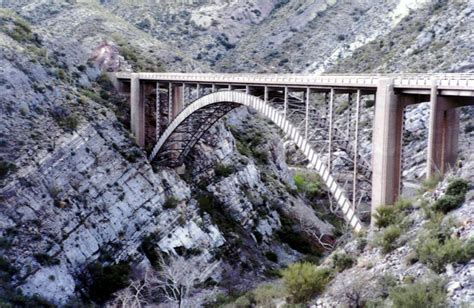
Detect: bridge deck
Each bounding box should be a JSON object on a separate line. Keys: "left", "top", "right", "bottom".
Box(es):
{"left": 116, "top": 73, "right": 474, "bottom": 95}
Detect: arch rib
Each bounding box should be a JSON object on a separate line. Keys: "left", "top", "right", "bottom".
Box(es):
{"left": 149, "top": 91, "right": 363, "bottom": 232}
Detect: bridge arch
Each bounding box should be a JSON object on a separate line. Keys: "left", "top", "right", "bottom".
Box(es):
{"left": 149, "top": 91, "right": 363, "bottom": 232}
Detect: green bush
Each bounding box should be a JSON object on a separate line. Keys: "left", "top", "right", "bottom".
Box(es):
{"left": 415, "top": 231, "right": 473, "bottom": 273}
{"left": 1, "top": 14, "right": 35, "bottom": 44}
{"left": 332, "top": 252, "right": 354, "bottom": 272}
{"left": 97, "top": 73, "right": 115, "bottom": 92}
{"left": 281, "top": 262, "right": 332, "bottom": 303}
{"left": 0, "top": 160, "right": 17, "bottom": 180}
{"left": 264, "top": 251, "right": 278, "bottom": 263}
{"left": 214, "top": 163, "right": 235, "bottom": 178}
{"left": 445, "top": 178, "right": 469, "bottom": 196}
{"left": 139, "top": 233, "right": 160, "bottom": 267}
{"left": 375, "top": 225, "right": 401, "bottom": 254}
{"left": 373, "top": 206, "right": 398, "bottom": 228}
{"left": 420, "top": 173, "right": 442, "bottom": 192}
{"left": 235, "top": 140, "right": 252, "bottom": 157}
{"left": 389, "top": 278, "right": 446, "bottom": 308}
{"left": 432, "top": 178, "right": 469, "bottom": 213}
{"left": 54, "top": 68, "right": 67, "bottom": 81}
{"left": 294, "top": 172, "right": 321, "bottom": 199}
{"left": 163, "top": 196, "right": 179, "bottom": 210}
{"left": 86, "top": 262, "right": 131, "bottom": 304}
{"left": 433, "top": 195, "right": 464, "bottom": 213}
{"left": 253, "top": 149, "right": 269, "bottom": 164}
{"left": 33, "top": 253, "right": 60, "bottom": 266}
{"left": 463, "top": 238, "right": 474, "bottom": 260}
{"left": 60, "top": 114, "right": 80, "bottom": 132}
{"left": 251, "top": 284, "right": 284, "bottom": 306}
{"left": 373, "top": 198, "right": 412, "bottom": 228}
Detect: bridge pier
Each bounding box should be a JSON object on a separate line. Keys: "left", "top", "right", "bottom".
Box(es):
{"left": 130, "top": 74, "right": 146, "bottom": 148}
{"left": 371, "top": 79, "right": 404, "bottom": 215}
{"left": 427, "top": 86, "right": 460, "bottom": 177}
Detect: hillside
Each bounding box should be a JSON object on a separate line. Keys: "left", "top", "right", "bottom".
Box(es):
{"left": 0, "top": 0, "right": 473, "bottom": 307}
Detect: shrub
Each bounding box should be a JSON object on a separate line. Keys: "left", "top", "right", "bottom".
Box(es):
{"left": 373, "top": 198, "right": 412, "bottom": 228}
{"left": 432, "top": 177, "right": 469, "bottom": 213}
{"left": 33, "top": 253, "right": 60, "bottom": 266}
{"left": 54, "top": 68, "right": 67, "bottom": 81}
{"left": 415, "top": 233, "right": 470, "bottom": 273}
{"left": 420, "top": 173, "right": 442, "bottom": 192}
{"left": 332, "top": 252, "right": 354, "bottom": 272}
{"left": 463, "top": 238, "right": 474, "bottom": 259}
{"left": 0, "top": 256, "right": 17, "bottom": 279}
{"left": 281, "top": 262, "right": 332, "bottom": 303}
{"left": 0, "top": 160, "right": 17, "bottom": 180}
{"left": 389, "top": 278, "right": 446, "bottom": 308}
{"left": 373, "top": 206, "right": 398, "bottom": 228}
{"left": 214, "top": 163, "right": 235, "bottom": 178}
{"left": 294, "top": 172, "right": 321, "bottom": 199}
{"left": 86, "top": 262, "right": 131, "bottom": 304}
{"left": 97, "top": 72, "right": 115, "bottom": 92}
{"left": 163, "top": 196, "right": 179, "bottom": 210}
{"left": 77, "top": 64, "right": 87, "bottom": 72}
{"left": 264, "top": 251, "right": 278, "bottom": 263}
{"left": 252, "top": 284, "right": 284, "bottom": 306}
{"left": 236, "top": 140, "right": 252, "bottom": 157}
{"left": 139, "top": 233, "right": 160, "bottom": 267}
{"left": 433, "top": 195, "right": 464, "bottom": 213}
{"left": 60, "top": 114, "right": 80, "bottom": 132}
{"left": 253, "top": 149, "right": 269, "bottom": 164}
{"left": 445, "top": 178, "right": 469, "bottom": 196}
{"left": 375, "top": 225, "right": 401, "bottom": 254}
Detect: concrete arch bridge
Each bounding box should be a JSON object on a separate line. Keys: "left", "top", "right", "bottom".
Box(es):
{"left": 114, "top": 73, "right": 474, "bottom": 232}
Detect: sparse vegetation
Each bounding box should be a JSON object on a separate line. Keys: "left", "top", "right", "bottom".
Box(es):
{"left": 230, "top": 284, "right": 284, "bottom": 306}
{"left": 281, "top": 262, "right": 332, "bottom": 303}
{"left": 433, "top": 178, "right": 469, "bottom": 213}
{"left": 163, "top": 196, "right": 179, "bottom": 210}
{"left": 214, "top": 163, "right": 235, "bottom": 178}
{"left": 375, "top": 225, "right": 402, "bottom": 254}
{"left": 373, "top": 198, "right": 412, "bottom": 228}
{"left": 0, "top": 160, "right": 17, "bottom": 181}
{"left": 139, "top": 233, "right": 161, "bottom": 267}
{"left": 388, "top": 278, "right": 446, "bottom": 307}
{"left": 332, "top": 252, "right": 354, "bottom": 272}
{"left": 264, "top": 251, "right": 278, "bottom": 263}
{"left": 85, "top": 262, "right": 131, "bottom": 304}
{"left": 33, "top": 253, "right": 60, "bottom": 266}
{"left": 294, "top": 171, "right": 321, "bottom": 199}
{"left": 415, "top": 217, "right": 473, "bottom": 273}
{"left": 112, "top": 34, "right": 165, "bottom": 72}
{"left": 59, "top": 114, "right": 80, "bottom": 132}
{"left": 0, "top": 11, "right": 35, "bottom": 44}
{"left": 420, "top": 173, "right": 443, "bottom": 193}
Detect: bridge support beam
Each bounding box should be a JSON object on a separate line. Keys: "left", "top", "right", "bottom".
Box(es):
{"left": 130, "top": 74, "right": 145, "bottom": 148}
{"left": 171, "top": 83, "right": 184, "bottom": 118}
{"left": 427, "top": 89, "right": 460, "bottom": 177}
{"left": 371, "top": 79, "right": 403, "bottom": 216}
